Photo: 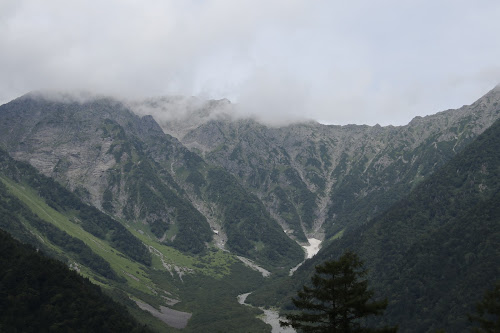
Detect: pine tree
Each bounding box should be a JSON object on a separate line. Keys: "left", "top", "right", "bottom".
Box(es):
{"left": 280, "top": 251, "right": 397, "bottom": 332}
{"left": 468, "top": 281, "right": 500, "bottom": 333}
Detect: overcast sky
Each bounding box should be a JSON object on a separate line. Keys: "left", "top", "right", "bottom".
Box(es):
{"left": 1, "top": 0, "right": 499, "bottom": 125}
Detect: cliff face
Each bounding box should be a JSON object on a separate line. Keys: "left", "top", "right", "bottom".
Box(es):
{"left": 0, "top": 87, "right": 499, "bottom": 261}
{"left": 153, "top": 86, "right": 500, "bottom": 240}
{"left": 0, "top": 92, "right": 303, "bottom": 267}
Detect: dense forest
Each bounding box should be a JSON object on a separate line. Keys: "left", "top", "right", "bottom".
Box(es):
{"left": 207, "top": 168, "right": 304, "bottom": 268}
{"left": 0, "top": 228, "right": 150, "bottom": 332}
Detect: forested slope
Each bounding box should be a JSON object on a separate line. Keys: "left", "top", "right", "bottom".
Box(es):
{"left": 251, "top": 118, "right": 500, "bottom": 332}
{"left": 0, "top": 228, "right": 150, "bottom": 332}
{"left": 313, "top": 118, "right": 500, "bottom": 332}
{"left": 0, "top": 148, "right": 151, "bottom": 266}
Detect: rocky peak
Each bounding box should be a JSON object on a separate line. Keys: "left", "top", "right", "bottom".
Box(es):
{"left": 148, "top": 86, "right": 500, "bottom": 240}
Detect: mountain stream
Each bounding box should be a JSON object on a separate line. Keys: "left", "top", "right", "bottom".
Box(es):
{"left": 237, "top": 293, "right": 295, "bottom": 333}
{"left": 289, "top": 238, "right": 322, "bottom": 276}
{"left": 236, "top": 238, "right": 321, "bottom": 332}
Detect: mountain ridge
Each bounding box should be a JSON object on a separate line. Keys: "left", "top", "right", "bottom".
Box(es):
{"left": 250, "top": 116, "right": 500, "bottom": 332}
{"left": 149, "top": 86, "right": 500, "bottom": 241}
{"left": 1, "top": 87, "right": 499, "bottom": 248}
{"left": 0, "top": 93, "right": 303, "bottom": 268}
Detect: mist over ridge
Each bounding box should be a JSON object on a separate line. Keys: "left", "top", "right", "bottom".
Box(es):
{"left": 3, "top": 1, "right": 500, "bottom": 127}
{"left": 15, "top": 84, "right": 500, "bottom": 132}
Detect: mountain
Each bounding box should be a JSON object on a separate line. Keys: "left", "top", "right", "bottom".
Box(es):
{"left": 2, "top": 87, "right": 499, "bottom": 260}
{"left": 251, "top": 115, "right": 500, "bottom": 332}
{"left": 153, "top": 86, "right": 500, "bottom": 243}
{"left": 0, "top": 147, "right": 273, "bottom": 332}
{"left": 0, "top": 92, "right": 303, "bottom": 269}
{"left": 1, "top": 86, "right": 499, "bottom": 331}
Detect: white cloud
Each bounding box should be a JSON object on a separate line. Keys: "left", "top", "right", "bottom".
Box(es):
{"left": 236, "top": 67, "right": 311, "bottom": 126}
{"left": 1, "top": 0, "right": 500, "bottom": 125}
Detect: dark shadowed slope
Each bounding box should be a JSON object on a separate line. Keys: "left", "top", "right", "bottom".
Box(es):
{"left": 0, "top": 228, "right": 151, "bottom": 333}
{"left": 287, "top": 117, "right": 500, "bottom": 332}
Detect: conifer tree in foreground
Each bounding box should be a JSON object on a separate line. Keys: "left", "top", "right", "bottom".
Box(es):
{"left": 468, "top": 281, "right": 500, "bottom": 333}
{"left": 280, "top": 251, "right": 397, "bottom": 332}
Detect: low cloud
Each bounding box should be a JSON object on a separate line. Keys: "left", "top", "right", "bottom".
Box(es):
{"left": 26, "top": 90, "right": 114, "bottom": 105}
{"left": 129, "top": 95, "right": 231, "bottom": 123}
{"left": 1, "top": 1, "right": 500, "bottom": 126}
{"left": 235, "top": 68, "right": 312, "bottom": 126}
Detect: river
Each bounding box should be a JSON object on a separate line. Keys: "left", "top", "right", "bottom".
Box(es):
{"left": 236, "top": 238, "right": 322, "bottom": 332}
{"left": 237, "top": 293, "right": 295, "bottom": 333}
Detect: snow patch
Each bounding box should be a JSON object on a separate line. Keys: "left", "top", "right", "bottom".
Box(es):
{"left": 289, "top": 238, "right": 322, "bottom": 276}
{"left": 303, "top": 238, "right": 321, "bottom": 259}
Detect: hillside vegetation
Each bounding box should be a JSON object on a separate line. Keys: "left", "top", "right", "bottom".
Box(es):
{"left": 0, "top": 228, "right": 150, "bottom": 332}
{"left": 0, "top": 148, "right": 273, "bottom": 332}
{"left": 252, "top": 117, "right": 500, "bottom": 332}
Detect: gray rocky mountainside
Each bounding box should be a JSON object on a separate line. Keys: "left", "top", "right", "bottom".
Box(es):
{"left": 0, "top": 87, "right": 499, "bottom": 263}
{"left": 147, "top": 86, "right": 500, "bottom": 242}
{"left": 0, "top": 92, "right": 303, "bottom": 268}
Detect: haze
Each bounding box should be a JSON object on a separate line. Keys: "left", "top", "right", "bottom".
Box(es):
{"left": 1, "top": 0, "right": 500, "bottom": 126}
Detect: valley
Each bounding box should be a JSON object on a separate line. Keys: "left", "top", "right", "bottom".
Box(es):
{"left": 0, "top": 86, "right": 499, "bottom": 332}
